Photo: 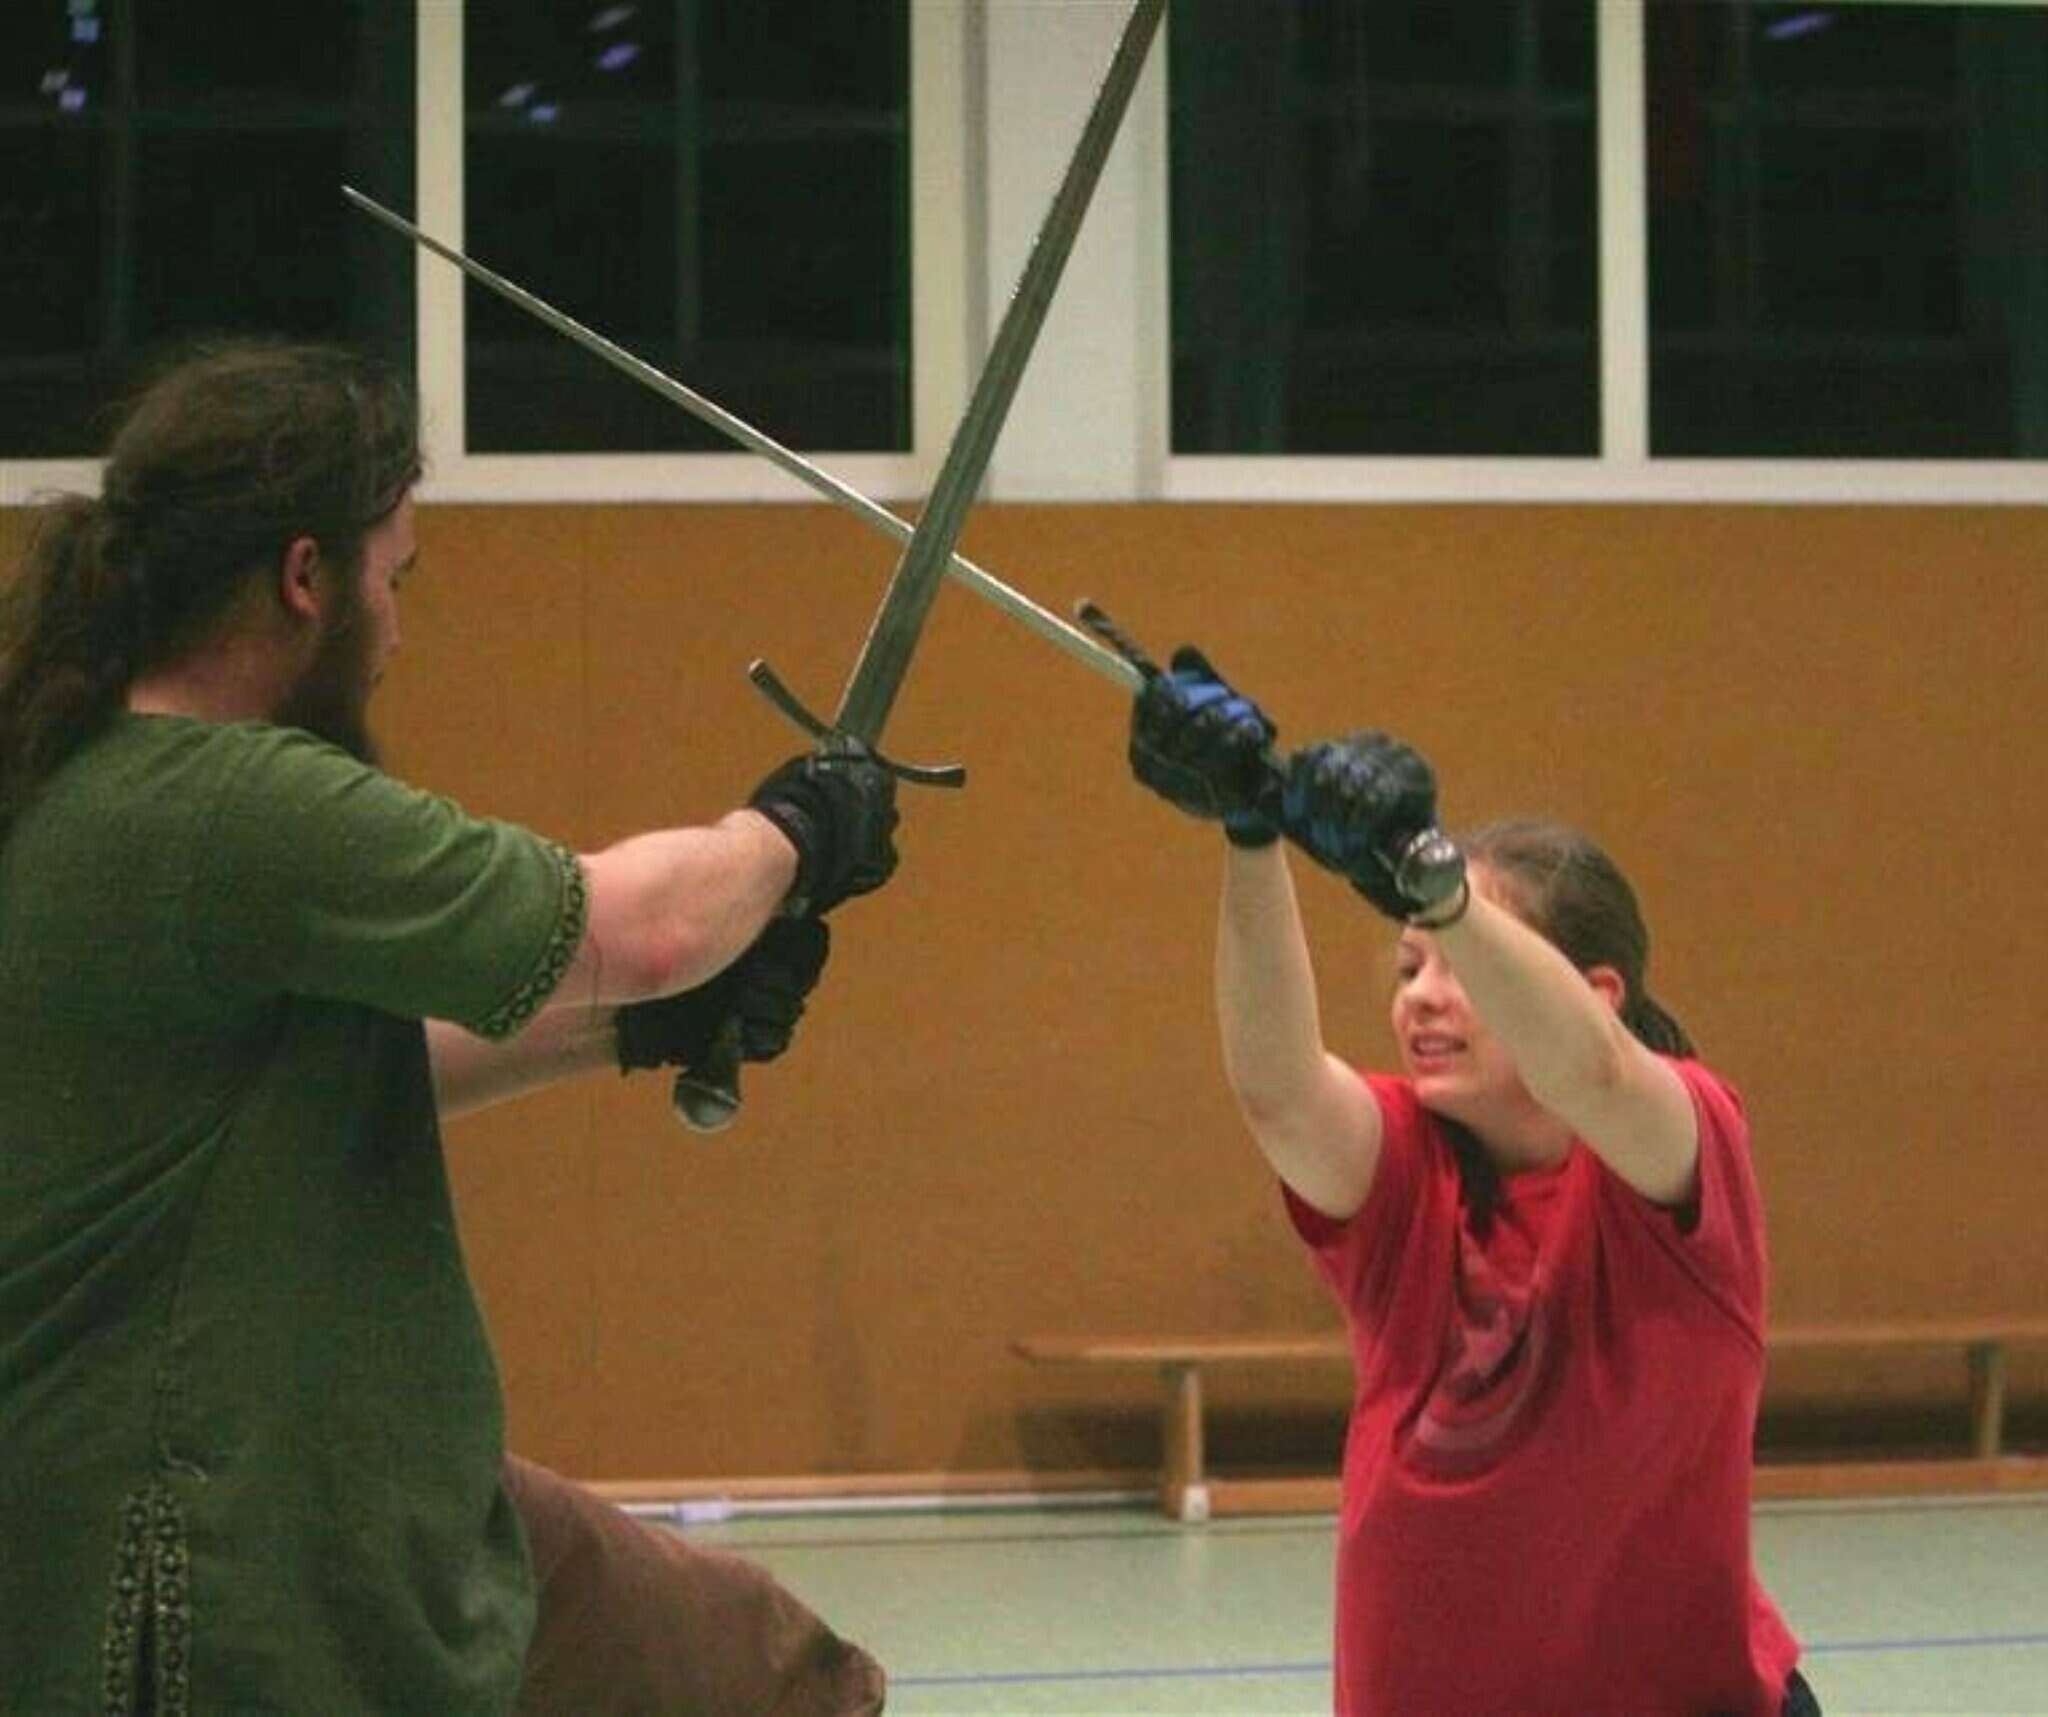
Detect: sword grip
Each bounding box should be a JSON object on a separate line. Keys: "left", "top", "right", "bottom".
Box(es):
{"left": 1250, "top": 762, "right": 1464, "bottom": 913}
{"left": 1073, "top": 601, "right": 1162, "bottom": 681}
{"left": 673, "top": 1018, "right": 743, "bottom": 1133}
{"left": 1085, "top": 601, "right": 1467, "bottom": 915}
{"left": 669, "top": 898, "right": 815, "bottom": 1135}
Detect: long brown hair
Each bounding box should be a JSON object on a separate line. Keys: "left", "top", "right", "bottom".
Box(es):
{"left": 1439, "top": 818, "right": 1696, "bottom": 1234}
{"left": 0, "top": 339, "right": 420, "bottom": 837}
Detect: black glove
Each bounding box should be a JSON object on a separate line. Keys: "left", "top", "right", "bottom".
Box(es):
{"left": 616, "top": 917, "right": 830, "bottom": 1074}
{"left": 748, "top": 749, "right": 899, "bottom": 914}
{"left": 1128, "top": 647, "right": 1280, "bottom": 847}
{"left": 1278, "top": 732, "right": 1449, "bottom": 919}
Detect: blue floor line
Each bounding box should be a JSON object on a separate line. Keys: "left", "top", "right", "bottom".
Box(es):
{"left": 1804, "top": 1629, "right": 2048, "bottom": 1656}
{"left": 890, "top": 1630, "right": 2048, "bottom": 1692}
{"left": 893, "top": 1660, "right": 1328, "bottom": 1690}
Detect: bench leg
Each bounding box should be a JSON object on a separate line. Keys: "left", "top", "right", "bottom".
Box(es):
{"left": 1968, "top": 1341, "right": 2007, "bottom": 1460}
{"left": 1160, "top": 1363, "right": 1210, "bottom": 1522}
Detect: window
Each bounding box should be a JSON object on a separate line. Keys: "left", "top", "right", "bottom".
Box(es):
{"left": 461, "top": 1, "right": 911, "bottom": 455}
{"left": 1647, "top": 2, "right": 2048, "bottom": 458}
{"left": 0, "top": 0, "right": 414, "bottom": 459}
{"left": 1168, "top": 0, "right": 1599, "bottom": 456}
{"left": 5, "top": 3, "right": 2040, "bottom": 501}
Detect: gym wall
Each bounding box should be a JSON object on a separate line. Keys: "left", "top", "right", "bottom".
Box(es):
{"left": 6, "top": 498, "right": 2042, "bottom": 1479}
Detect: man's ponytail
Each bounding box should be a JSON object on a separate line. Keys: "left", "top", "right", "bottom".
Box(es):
{"left": 0, "top": 339, "right": 420, "bottom": 842}
{"left": 0, "top": 496, "right": 147, "bottom": 835}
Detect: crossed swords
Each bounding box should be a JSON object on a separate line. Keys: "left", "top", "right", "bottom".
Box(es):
{"left": 348, "top": 0, "right": 1456, "bottom": 1131}
{"left": 355, "top": 0, "right": 1165, "bottom": 1131}
{"left": 331, "top": 194, "right": 1139, "bottom": 700}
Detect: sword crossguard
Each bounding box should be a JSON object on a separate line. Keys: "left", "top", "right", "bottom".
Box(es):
{"left": 746, "top": 659, "right": 966, "bottom": 789}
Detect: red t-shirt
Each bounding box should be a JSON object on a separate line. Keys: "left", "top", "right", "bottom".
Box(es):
{"left": 1286, "top": 1059, "right": 1800, "bottom": 1716}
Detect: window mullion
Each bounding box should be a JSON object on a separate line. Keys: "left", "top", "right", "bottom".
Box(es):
{"left": 909, "top": 0, "right": 976, "bottom": 498}
{"left": 417, "top": 0, "right": 465, "bottom": 485}
{"left": 1598, "top": 0, "right": 1649, "bottom": 464}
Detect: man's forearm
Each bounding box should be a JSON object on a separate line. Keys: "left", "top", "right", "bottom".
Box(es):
{"left": 428, "top": 1007, "right": 620, "bottom": 1120}
{"left": 560, "top": 811, "right": 797, "bottom": 1008}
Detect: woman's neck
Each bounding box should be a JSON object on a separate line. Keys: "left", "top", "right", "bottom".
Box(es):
{"left": 1447, "top": 1091, "right": 1577, "bottom": 1175}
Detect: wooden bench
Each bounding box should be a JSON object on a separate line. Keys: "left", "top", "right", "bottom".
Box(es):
{"left": 1013, "top": 1318, "right": 2048, "bottom": 1520}
{"left": 1012, "top": 1334, "right": 1348, "bottom": 1520}
{"left": 1756, "top": 1318, "right": 2048, "bottom": 1499}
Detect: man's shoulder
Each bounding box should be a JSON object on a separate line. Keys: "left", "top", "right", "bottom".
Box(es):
{"left": 108, "top": 714, "right": 390, "bottom": 795}
{"left": 87, "top": 711, "right": 352, "bottom": 766}
{"left": 31, "top": 716, "right": 413, "bottom": 857}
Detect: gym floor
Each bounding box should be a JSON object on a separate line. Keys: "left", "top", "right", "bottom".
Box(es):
{"left": 663, "top": 1491, "right": 2048, "bottom": 1714}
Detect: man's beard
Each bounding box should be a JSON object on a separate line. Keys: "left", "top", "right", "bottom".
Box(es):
{"left": 273, "top": 596, "right": 381, "bottom": 767}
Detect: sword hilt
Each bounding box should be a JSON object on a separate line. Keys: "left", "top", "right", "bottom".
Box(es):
{"left": 671, "top": 889, "right": 826, "bottom": 1134}
{"left": 1386, "top": 827, "right": 1467, "bottom": 912}
{"left": 674, "top": 0, "right": 1166, "bottom": 1138}
{"left": 672, "top": 662, "right": 966, "bottom": 1136}
{"left": 673, "top": 1020, "right": 745, "bottom": 1133}
{"left": 745, "top": 660, "right": 966, "bottom": 789}
{"left": 1074, "top": 600, "right": 1163, "bottom": 681}
{"left": 1080, "top": 599, "right": 1466, "bottom": 914}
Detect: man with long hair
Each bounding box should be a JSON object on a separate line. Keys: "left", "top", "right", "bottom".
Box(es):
{"left": 0, "top": 340, "right": 894, "bottom": 1714}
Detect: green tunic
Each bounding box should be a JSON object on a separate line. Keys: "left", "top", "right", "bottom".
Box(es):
{"left": 0, "top": 715, "right": 587, "bottom": 1715}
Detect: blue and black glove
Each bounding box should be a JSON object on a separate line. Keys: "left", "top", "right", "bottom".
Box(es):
{"left": 1279, "top": 732, "right": 1452, "bottom": 919}
{"left": 1128, "top": 647, "right": 1281, "bottom": 847}
{"left": 616, "top": 918, "right": 830, "bottom": 1075}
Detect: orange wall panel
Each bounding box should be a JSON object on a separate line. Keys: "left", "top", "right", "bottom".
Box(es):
{"left": 8, "top": 498, "right": 2046, "bottom": 1478}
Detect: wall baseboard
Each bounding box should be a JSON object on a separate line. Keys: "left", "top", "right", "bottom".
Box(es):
{"left": 581, "top": 1455, "right": 2048, "bottom": 1520}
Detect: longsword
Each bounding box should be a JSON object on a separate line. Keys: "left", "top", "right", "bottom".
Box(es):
{"left": 678, "top": 0, "right": 1164, "bottom": 1125}
{"left": 338, "top": 189, "right": 1138, "bottom": 697}
{"left": 362, "top": 0, "right": 1164, "bottom": 1129}
{"left": 340, "top": 193, "right": 1458, "bottom": 908}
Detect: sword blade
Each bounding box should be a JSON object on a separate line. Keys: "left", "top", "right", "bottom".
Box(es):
{"left": 830, "top": 0, "right": 1166, "bottom": 743}
{"left": 339, "top": 184, "right": 1138, "bottom": 694}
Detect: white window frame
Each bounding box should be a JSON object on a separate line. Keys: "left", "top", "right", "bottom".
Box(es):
{"left": 412, "top": 0, "right": 947, "bottom": 504}
{"left": 3, "top": 0, "right": 2043, "bottom": 509}
{"left": 1161, "top": 0, "right": 2048, "bottom": 505}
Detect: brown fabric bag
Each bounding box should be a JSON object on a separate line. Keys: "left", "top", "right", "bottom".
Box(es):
{"left": 505, "top": 1455, "right": 886, "bottom": 1716}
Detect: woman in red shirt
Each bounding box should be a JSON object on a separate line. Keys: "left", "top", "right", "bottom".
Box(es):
{"left": 1125, "top": 647, "right": 1816, "bottom": 1717}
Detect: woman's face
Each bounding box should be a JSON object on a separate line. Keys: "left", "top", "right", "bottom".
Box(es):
{"left": 1388, "top": 865, "right": 1533, "bottom": 1131}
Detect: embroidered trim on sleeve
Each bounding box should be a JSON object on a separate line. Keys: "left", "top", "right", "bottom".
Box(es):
{"left": 102, "top": 1481, "right": 192, "bottom": 1717}
{"left": 475, "top": 843, "right": 588, "bottom": 1042}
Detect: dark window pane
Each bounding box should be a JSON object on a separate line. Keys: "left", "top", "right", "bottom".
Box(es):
{"left": 0, "top": 0, "right": 414, "bottom": 459}
{"left": 0, "top": 127, "right": 105, "bottom": 354}
{"left": 1648, "top": 3, "right": 2048, "bottom": 458}
{"left": 464, "top": 1, "right": 910, "bottom": 455}
{"left": 0, "top": 3, "right": 112, "bottom": 112}
{"left": 131, "top": 133, "right": 406, "bottom": 339}
{"left": 1169, "top": 0, "right": 1599, "bottom": 456}
{"left": 136, "top": 0, "right": 376, "bottom": 101}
